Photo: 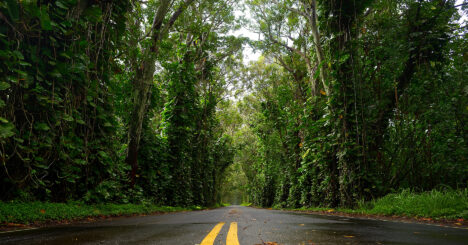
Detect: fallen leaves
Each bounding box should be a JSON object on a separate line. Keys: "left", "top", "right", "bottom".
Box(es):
{"left": 6, "top": 223, "right": 25, "bottom": 227}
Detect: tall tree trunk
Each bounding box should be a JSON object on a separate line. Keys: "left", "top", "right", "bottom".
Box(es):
{"left": 302, "top": 0, "right": 329, "bottom": 95}
{"left": 127, "top": 56, "right": 157, "bottom": 186}
{"left": 126, "top": 0, "right": 196, "bottom": 186}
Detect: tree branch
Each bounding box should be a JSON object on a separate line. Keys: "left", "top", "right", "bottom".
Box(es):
{"left": 161, "top": 0, "right": 197, "bottom": 37}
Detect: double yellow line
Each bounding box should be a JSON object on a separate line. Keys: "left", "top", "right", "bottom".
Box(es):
{"left": 200, "top": 222, "right": 239, "bottom": 245}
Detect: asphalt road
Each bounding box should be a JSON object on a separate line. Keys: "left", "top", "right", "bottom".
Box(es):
{"left": 0, "top": 205, "right": 467, "bottom": 245}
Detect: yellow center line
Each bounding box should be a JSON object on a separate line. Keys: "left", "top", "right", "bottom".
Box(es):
{"left": 200, "top": 222, "right": 225, "bottom": 245}
{"left": 226, "top": 222, "right": 240, "bottom": 245}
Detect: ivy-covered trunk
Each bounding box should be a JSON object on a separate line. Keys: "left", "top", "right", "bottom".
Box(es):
{"left": 126, "top": 56, "right": 157, "bottom": 186}
{"left": 0, "top": 0, "right": 130, "bottom": 201}
{"left": 320, "top": 0, "right": 374, "bottom": 206}
{"left": 125, "top": 0, "right": 195, "bottom": 186}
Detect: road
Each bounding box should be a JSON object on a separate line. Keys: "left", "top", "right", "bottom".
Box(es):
{"left": 0, "top": 205, "right": 466, "bottom": 245}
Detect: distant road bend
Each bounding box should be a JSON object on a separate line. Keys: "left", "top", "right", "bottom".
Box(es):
{"left": 0, "top": 205, "right": 467, "bottom": 245}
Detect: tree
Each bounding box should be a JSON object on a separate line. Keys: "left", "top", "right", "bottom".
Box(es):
{"left": 126, "top": 0, "right": 196, "bottom": 186}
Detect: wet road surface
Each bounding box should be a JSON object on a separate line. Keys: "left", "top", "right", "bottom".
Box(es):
{"left": 0, "top": 205, "right": 467, "bottom": 244}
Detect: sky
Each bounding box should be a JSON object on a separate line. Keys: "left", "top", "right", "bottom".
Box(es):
{"left": 231, "top": 5, "right": 261, "bottom": 63}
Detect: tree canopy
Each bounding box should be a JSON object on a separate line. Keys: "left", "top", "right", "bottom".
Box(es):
{"left": 0, "top": 0, "right": 466, "bottom": 208}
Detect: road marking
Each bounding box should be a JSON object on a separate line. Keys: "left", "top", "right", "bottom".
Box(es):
{"left": 226, "top": 222, "right": 240, "bottom": 245}
{"left": 201, "top": 222, "right": 225, "bottom": 245}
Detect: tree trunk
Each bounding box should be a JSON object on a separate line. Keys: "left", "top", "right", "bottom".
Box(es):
{"left": 125, "top": 0, "right": 195, "bottom": 186}
{"left": 126, "top": 56, "right": 157, "bottom": 186}
{"left": 306, "top": 0, "right": 329, "bottom": 95}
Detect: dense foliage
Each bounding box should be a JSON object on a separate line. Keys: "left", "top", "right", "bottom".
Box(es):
{"left": 0, "top": 0, "right": 130, "bottom": 201}
{"left": 235, "top": 0, "right": 467, "bottom": 208}
{"left": 0, "top": 0, "right": 241, "bottom": 206}
{"left": 1, "top": 0, "right": 466, "bottom": 211}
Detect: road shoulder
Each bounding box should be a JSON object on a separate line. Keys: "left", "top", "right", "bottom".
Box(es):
{"left": 272, "top": 208, "right": 468, "bottom": 229}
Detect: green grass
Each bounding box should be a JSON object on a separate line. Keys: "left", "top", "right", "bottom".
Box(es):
{"left": 364, "top": 189, "right": 468, "bottom": 219}
{"left": 240, "top": 202, "right": 252, "bottom": 207}
{"left": 0, "top": 202, "right": 194, "bottom": 224}
{"left": 283, "top": 189, "right": 468, "bottom": 220}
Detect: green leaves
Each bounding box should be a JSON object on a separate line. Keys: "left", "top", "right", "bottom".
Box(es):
{"left": 35, "top": 123, "right": 50, "bottom": 131}
{"left": 0, "top": 82, "right": 10, "bottom": 90}
{"left": 62, "top": 114, "right": 73, "bottom": 122}
{"left": 0, "top": 0, "right": 132, "bottom": 203}
{"left": 55, "top": 1, "right": 69, "bottom": 10}
{"left": 5, "top": 0, "right": 19, "bottom": 21}
{"left": 83, "top": 6, "right": 103, "bottom": 23}
{"left": 0, "top": 120, "right": 15, "bottom": 138}
{"left": 40, "top": 8, "right": 52, "bottom": 31}
{"left": 242, "top": 0, "right": 468, "bottom": 209}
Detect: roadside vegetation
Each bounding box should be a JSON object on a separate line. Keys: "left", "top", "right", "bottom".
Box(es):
{"left": 365, "top": 189, "right": 468, "bottom": 219}
{"left": 0, "top": 202, "right": 199, "bottom": 224}
{"left": 283, "top": 189, "right": 468, "bottom": 220}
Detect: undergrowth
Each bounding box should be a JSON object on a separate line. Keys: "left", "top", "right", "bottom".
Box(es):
{"left": 364, "top": 189, "right": 468, "bottom": 219}
{"left": 286, "top": 189, "right": 468, "bottom": 220}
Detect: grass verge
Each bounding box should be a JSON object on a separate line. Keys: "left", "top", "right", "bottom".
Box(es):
{"left": 0, "top": 202, "right": 197, "bottom": 225}
{"left": 363, "top": 189, "right": 468, "bottom": 219}
{"left": 286, "top": 189, "right": 468, "bottom": 221}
